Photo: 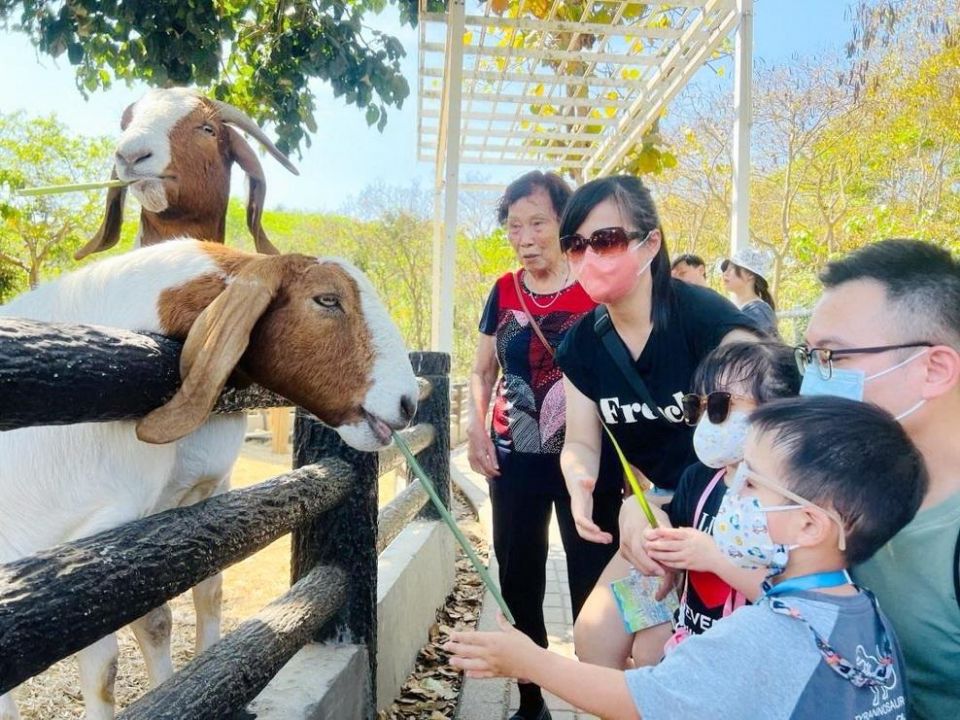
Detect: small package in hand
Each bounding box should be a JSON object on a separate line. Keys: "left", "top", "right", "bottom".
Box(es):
{"left": 610, "top": 568, "right": 679, "bottom": 633}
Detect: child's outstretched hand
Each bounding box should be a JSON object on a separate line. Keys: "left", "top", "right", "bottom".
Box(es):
{"left": 643, "top": 527, "right": 724, "bottom": 573}
{"left": 445, "top": 614, "right": 540, "bottom": 679}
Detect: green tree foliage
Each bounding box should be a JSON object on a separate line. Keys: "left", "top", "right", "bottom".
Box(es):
{"left": 0, "top": 111, "right": 114, "bottom": 291}
{"left": 0, "top": 0, "right": 435, "bottom": 155}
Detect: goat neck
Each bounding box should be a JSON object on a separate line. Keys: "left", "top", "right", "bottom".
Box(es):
{"left": 138, "top": 206, "right": 228, "bottom": 248}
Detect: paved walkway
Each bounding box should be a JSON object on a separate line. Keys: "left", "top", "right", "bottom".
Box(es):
{"left": 451, "top": 448, "right": 600, "bottom": 720}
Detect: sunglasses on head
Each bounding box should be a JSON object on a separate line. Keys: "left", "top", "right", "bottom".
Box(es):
{"left": 681, "top": 392, "right": 752, "bottom": 426}
{"left": 559, "top": 227, "right": 649, "bottom": 258}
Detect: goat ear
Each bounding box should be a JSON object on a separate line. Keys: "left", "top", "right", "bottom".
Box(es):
{"left": 74, "top": 166, "right": 126, "bottom": 260}
{"left": 227, "top": 126, "right": 280, "bottom": 256}
{"left": 136, "top": 258, "right": 285, "bottom": 444}
{"left": 120, "top": 102, "right": 135, "bottom": 130}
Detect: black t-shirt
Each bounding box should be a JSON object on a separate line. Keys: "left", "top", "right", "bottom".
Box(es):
{"left": 666, "top": 462, "right": 745, "bottom": 636}
{"left": 555, "top": 279, "right": 757, "bottom": 492}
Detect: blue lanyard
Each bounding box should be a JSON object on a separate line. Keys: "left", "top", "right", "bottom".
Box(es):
{"left": 763, "top": 570, "right": 851, "bottom": 597}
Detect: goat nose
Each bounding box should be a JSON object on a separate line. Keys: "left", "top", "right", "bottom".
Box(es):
{"left": 115, "top": 148, "right": 153, "bottom": 167}
{"left": 399, "top": 394, "right": 417, "bottom": 425}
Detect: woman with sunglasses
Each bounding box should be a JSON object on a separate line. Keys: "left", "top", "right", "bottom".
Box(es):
{"left": 641, "top": 342, "right": 800, "bottom": 658}
{"left": 468, "top": 171, "right": 619, "bottom": 720}
{"left": 553, "top": 175, "right": 760, "bottom": 668}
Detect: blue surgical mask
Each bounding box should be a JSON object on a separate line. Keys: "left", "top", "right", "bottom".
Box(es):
{"left": 799, "top": 348, "right": 929, "bottom": 412}
{"left": 799, "top": 366, "right": 865, "bottom": 401}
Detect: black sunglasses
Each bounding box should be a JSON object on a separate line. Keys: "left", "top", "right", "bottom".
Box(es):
{"left": 560, "top": 227, "right": 647, "bottom": 257}
{"left": 681, "top": 392, "right": 752, "bottom": 427}
{"left": 794, "top": 342, "right": 933, "bottom": 380}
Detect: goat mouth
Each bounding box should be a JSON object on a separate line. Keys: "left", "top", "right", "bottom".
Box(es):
{"left": 362, "top": 409, "right": 393, "bottom": 445}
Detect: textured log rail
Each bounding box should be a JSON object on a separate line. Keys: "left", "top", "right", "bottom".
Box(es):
{"left": 0, "top": 317, "right": 288, "bottom": 431}
{"left": 376, "top": 422, "right": 436, "bottom": 479}
{"left": 118, "top": 564, "right": 348, "bottom": 720}
{"left": 0, "top": 461, "right": 352, "bottom": 693}
{"left": 377, "top": 483, "right": 430, "bottom": 555}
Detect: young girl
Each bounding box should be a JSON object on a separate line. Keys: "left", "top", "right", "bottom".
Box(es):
{"left": 629, "top": 341, "right": 801, "bottom": 658}
{"left": 721, "top": 247, "right": 780, "bottom": 339}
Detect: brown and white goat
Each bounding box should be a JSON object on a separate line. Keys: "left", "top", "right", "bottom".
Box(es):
{"left": 0, "top": 240, "right": 417, "bottom": 720}
{"left": 75, "top": 88, "right": 298, "bottom": 260}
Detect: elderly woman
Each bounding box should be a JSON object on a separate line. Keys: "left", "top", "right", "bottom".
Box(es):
{"left": 468, "top": 171, "right": 619, "bottom": 720}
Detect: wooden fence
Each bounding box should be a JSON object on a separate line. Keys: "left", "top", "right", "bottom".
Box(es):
{"left": 0, "top": 317, "right": 450, "bottom": 719}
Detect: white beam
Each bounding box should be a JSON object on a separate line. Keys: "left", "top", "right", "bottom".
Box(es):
{"left": 422, "top": 89, "right": 631, "bottom": 109}
{"left": 431, "top": 0, "right": 466, "bottom": 353}
{"left": 421, "top": 154, "right": 587, "bottom": 169}
{"left": 420, "top": 141, "right": 593, "bottom": 158}
{"left": 423, "top": 14, "right": 685, "bottom": 38}
{"left": 730, "top": 0, "right": 753, "bottom": 256}
{"left": 421, "top": 125, "right": 603, "bottom": 143}
{"left": 421, "top": 108, "right": 621, "bottom": 126}
{"left": 421, "top": 41, "right": 659, "bottom": 66}
{"left": 421, "top": 67, "right": 648, "bottom": 90}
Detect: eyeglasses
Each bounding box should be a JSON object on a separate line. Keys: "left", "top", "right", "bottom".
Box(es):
{"left": 794, "top": 342, "right": 933, "bottom": 380}
{"left": 681, "top": 392, "right": 753, "bottom": 426}
{"left": 559, "top": 227, "right": 648, "bottom": 258}
{"left": 736, "top": 464, "right": 847, "bottom": 551}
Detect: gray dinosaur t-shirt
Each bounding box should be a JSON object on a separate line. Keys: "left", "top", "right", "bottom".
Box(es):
{"left": 625, "top": 590, "right": 908, "bottom": 720}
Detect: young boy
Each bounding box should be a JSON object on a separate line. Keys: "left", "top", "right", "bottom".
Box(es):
{"left": 446, "top": 396, "right": 926, "bottom": 719}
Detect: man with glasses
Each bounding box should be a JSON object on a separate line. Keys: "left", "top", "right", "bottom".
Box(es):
{"left": 798, "top": 238, "right": 960, "bottom": 720}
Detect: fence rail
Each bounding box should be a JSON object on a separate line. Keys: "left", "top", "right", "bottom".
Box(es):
{"left": 0, "top": 318, "right": 451, "bottom": 719}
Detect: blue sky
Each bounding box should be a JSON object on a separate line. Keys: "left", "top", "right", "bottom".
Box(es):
{"left": 0, "top": 0, "right": 853, "bottom": 213}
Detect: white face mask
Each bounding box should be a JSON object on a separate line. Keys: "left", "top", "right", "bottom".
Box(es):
{"left": 692, "top": 410, "right": 750, "bottom": 469}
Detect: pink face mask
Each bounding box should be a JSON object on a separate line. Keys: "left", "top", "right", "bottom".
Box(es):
{"left": 570, "top": 238, "right": 654, "bottom": 304}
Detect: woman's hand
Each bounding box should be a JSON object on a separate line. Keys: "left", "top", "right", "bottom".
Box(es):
{"left": 618, "top": 500, "right": 671, "bottom": 576}
{"left": 467, "top": 426, "right": 500, "bottom": 478}
{"left": 569, "top": 474, "right": 613, "bottom": 544}
{"left": 642, "top": 527, "right": 724, "bottom": 574}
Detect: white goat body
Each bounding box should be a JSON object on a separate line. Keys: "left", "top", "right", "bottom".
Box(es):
{"left": 0, "top": 240, "right": 417, "bottom": 719}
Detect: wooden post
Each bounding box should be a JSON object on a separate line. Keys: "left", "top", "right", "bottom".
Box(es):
{"left": 270, "top": 407, "right": 291, "bottom": 454}
{"left": 291, "top": 411, "right": 379, "bottom": 720}
{"left": 408, "top": 352, "right": 451, "bottom": 518}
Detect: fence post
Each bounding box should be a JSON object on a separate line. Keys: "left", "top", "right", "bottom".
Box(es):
{"left": 291, "top": 411, "right": 379, "bottom": 720}
{"left": 409, "top": 352, "right": 451, "bottom": 517}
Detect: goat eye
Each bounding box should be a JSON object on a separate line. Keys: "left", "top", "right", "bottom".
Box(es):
{"left": 314, "top": 294, "right": 341, "bottom": 310}
{"left": 201, "top": 124, "right": 216, "bottom": 136}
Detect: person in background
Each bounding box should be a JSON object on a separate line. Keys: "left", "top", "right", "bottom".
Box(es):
{"left": 467, "top": 170, "right": 615, "bottom": 720}
{"left": 799, "top": 238, "right": 960, "bottom": 720}
{"left": 670, "top": 253, "right": 709, "bottom": 287}
{"left": 446, "top": 396, "right": 925, "bottom": 720}
{"left": 552, "top": 175, "right": 759, "bottom": 669}
{"left": 721, "top": 247, "right": 780, "bottom": 339}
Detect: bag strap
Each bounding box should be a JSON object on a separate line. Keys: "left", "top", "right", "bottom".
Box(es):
{"left": 693, "top": 469, "right": 726, "bottom": 530}
{"left": 677, "top": 469, "right": 727, "bottom": 609}
{"left": 593, "top": 306, "right": 673, "bottom": 425}
{"left": 513, "top": 270, "right": 556, "bottom": 358}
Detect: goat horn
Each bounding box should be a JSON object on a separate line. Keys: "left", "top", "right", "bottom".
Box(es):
{"left": 211, "top": 99, "right": 300, "bottom": 176}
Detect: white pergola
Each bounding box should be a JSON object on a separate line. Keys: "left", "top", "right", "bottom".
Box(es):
{"left": 419, "top": 0, "right": 754, "bottom": 351}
